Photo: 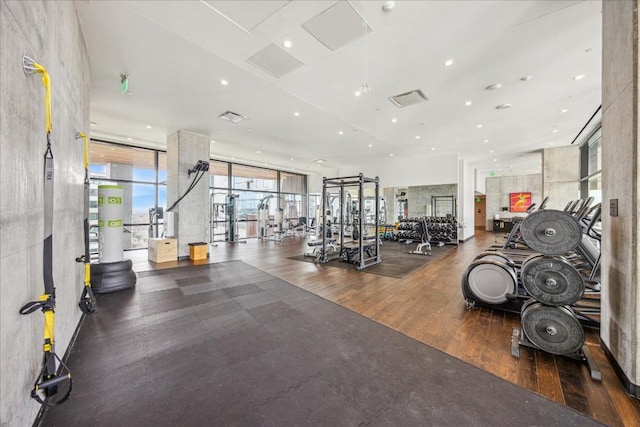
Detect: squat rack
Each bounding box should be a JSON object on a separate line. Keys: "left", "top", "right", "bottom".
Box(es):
{"left": 321, "top": 174, "right": 382, "bottom": 270}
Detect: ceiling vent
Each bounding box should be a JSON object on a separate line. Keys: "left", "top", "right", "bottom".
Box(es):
{"left": 388, "top": 89, "right": 428, "bottom": 108}
{"left": 218, "top": 111, "right": 248, "bottom": 124}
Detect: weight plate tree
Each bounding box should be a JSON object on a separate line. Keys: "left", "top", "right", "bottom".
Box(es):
{"left": 520, "top": 254, "right": 585, "bottom": 306}
{"left": 461, "top": 259, "right": 517, "bottom": 305}
{"left": 520, "top": 301, "right": 585, "bottom": 355}
{"left": 520, "top": 209, "right": 582, "bottom": 255}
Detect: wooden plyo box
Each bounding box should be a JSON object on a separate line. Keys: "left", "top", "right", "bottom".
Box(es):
{"left": 189, "top": 242, "right": 208, "bottom": 261}
{"left": 148, "top": 238, "right": 177, "bottom": 263}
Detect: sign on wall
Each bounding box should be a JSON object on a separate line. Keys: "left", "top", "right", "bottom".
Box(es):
{"left": 509, "top": 192, "right": 532, "bottom": 213}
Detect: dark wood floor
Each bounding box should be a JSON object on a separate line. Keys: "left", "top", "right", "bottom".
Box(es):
{"left": 129, "top": 230, "right": 640, "bottom": 427}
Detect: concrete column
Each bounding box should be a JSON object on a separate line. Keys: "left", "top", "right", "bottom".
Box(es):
{"left": 108, "top": 163, "right": 133, "bottom": 249}
{"left": 542, "top": 145, "right": 580, "bottom": 210}
{"left": 458, "top": 159, "right": 475, "bottom": 241}
{"left": 601, "top": 0, "right": 639, "bottom": 397}
{"left": 167, "top": 130, "right": 209, "bottom": 258}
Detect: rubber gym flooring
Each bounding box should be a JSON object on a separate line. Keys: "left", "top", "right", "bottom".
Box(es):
{"left": 41, "top": 261, "right": 603, "bottom": 426}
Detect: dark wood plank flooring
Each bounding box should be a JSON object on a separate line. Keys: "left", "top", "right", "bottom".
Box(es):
{"left": 128, "top": 230, "right": 640, "bottom": 427}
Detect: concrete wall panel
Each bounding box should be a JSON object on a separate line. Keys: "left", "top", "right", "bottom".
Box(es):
{"left": 601, "top": 0, "right": 639, "bottom": 388}
{"left": 0, "top": 1, "right": 89, "bottom": 425}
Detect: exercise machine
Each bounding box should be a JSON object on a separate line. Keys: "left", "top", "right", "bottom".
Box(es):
{"left": 317, "top": 174, "right": 382, "bottom": 270}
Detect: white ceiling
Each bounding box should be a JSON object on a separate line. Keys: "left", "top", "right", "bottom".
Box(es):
{"left": 77, "top": 0, "right": 602, "bottom": 177}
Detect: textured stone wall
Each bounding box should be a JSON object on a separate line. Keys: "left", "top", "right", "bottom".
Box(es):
{"left": 0, "top": 1, "right": 90, "bottom": 425}
{"left": 601, "top": 0, "right": 639, "bottom": 391}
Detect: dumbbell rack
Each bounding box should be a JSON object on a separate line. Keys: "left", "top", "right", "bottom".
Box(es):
{"left": 510, "top": 328, "right": 601, "bottom": 381}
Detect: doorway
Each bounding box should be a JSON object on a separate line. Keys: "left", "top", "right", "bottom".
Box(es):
{"left": 474, "top": 195, "right": 486, "bottom": 229}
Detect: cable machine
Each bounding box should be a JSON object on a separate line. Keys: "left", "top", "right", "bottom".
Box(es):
{"left": 318, "top": 174, "right": 382, "bottom": 270}
{"left": 209, "top": 193, "right": 246, "bottom": 245}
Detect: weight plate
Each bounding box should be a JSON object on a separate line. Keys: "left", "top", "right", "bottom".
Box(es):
{"left": 520, "top": 209, "right": 582, "bottom": 255}
{"left": 461, "top": 259, "right": 517, "bottom": 304}
{"left": 473, "top": 251, "right": 515, "bottom": 267}
{"left": 521, "top": 254, "right": 584, "bottom": 305}
{"left": 521, "top": 302, "right": 584, "bottom": 355}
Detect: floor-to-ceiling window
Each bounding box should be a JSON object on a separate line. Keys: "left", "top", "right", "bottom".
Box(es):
{"left": 580, "top": 127, "right": 602, "bottom": 205}
{"left": 89, "top": 140, "right": 307, "bottom": 250}
{"left": 89, "top": 141, "right": 159, "bottom": 251}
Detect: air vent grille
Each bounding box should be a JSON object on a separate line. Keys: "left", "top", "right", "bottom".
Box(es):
{"left": 388, "top": 89, "right": 428, "bottom": 108}
{"left": 218, "top": 111, "right": 248, "bottom": 124}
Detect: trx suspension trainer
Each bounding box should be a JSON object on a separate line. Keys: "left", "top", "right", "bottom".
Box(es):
{"left": 19, "top": 56, "right": 73, "bottom": 406}
{"left": 75, "top": 131, "right": 97, "bottom": 314}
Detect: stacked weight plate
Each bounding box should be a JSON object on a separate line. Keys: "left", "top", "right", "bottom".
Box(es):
{"left": 518, "top": 210, "right": 586, "bottom": 356}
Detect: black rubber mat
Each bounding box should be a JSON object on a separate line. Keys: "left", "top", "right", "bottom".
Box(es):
{"left": 289, "top": 241, "right": 456, "bottom": 278}
{"left": 40, "top": 261, "right": 602, "bottom": 426}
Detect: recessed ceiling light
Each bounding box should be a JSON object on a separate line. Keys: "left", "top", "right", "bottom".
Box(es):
{"left": 476, "top": 124, "right": 483, "bottom": 128}
{"left": 552, "top": 129, "right": 559, "bottom": 133}
{"left": 256, "top": 150, "right": 261, "bottom": 154}
{"left": 573, "top": 74, "right": 585, "bottom": 80}
{"left": 127, "top": 137, "right": 132, "bottom": 141}
{"left": 338, "top": 131, "right": 343, "bottom": 135}
{"left": 210, "top": 140, "right": 216, "bottom": 143}
{"left": 496, "top": 164, "right": 500, "bottom": 167}
{"left": 489, "top": 150, "right": 494, "bottom": 153}
{"left": 520, "top": 76, "right": 533, "bottom": 81}
{"left": 415, "top": 135, "right": 420, "bottom": 140}
{"left": 290, "top": 158, "right": 294, "bottom": 161}
{"left": 389, "top": 153, "right": 394, "bottom": 157}
{"left": 496, "top": 103, "right": 511, "bottom": 110}
{"left": 146, "top": 125, "right": 152, "bottom": 129}
{"left": 464, "top": 100, "right": 472, "bottom": 106}
{"left": 443, "top": 59, "right": 454, "bottom": 67}
{"left": 483, "top": 139, "right": 489, "bottom": 143}
{"left": 560, "top": 109, "right": 568, "bottom": 113}
{"left": 294, "top": 112, "right": 300, "bottom": 117}
{"left": 493, "top": 158, "right": 498, "bottom": 162}
{"left": 90, "top": 122, "right": 97, "bottom": 127}
{"left": 368, "top": 144, "right": 373, "bottom": 148}
{"left": 355, "top": 90, "right": 361, "bottom": 97}
{"left": 485, "top": 83, "right": 502, "bottom": 91}
{"left": 282, "top": 40, "right": 292, "bottom": 48}
{"left": 391, "top": 118, "right": 397, "bottom": 123}
{"left": 431, "top": 147, "right": 436, "bottom": 151}
{"left": 126, "top": 91, "right": 134, "bottom": 95}
{"left": 314, "top": 159, "right": 326, "bottom": 163}
{"left": 549, "top": 143, "right": 555, "bottom": 146}
{"left": 220, "top": 79, "right": 228, "bottom": 86}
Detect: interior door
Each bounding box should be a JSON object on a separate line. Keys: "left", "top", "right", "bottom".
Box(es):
{"left": 474, "top": 196, "right": 486, "bottom": 228}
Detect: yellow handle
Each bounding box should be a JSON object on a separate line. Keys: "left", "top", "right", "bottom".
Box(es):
{"left": 31, "top": 62, "right": 51, "bottom": 134}
{"left": 39, "top": 294, "right": 54, "bottom": 353}
{"left": 77, "top": 131, "right": 89, "bottom": 169}
{"left": 84, "top": 263, "right": 91, "bottom": 288}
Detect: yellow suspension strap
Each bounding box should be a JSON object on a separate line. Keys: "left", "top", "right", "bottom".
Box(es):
{"left": 19, "top": 55, "right": 72, "bottom": 407}
{"left": 75, "top": 131, "right": 97, "bottom": 314}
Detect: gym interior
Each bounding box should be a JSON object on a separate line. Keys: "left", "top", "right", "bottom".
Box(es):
{"left": 1, "top": 1, "right": 639, "bottom": 426}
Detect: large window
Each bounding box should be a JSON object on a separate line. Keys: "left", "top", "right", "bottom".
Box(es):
{"left": 232, "top": 164, "right": 277, "bottom": 191}
{"left": 89, "top": 141, "right": 160, "bottom": 250}
{"left": 89, "top": 139, "right": 308, "bottom": 249}
{"left": 580, "top": 127, "right": 602, "bottom": 205}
